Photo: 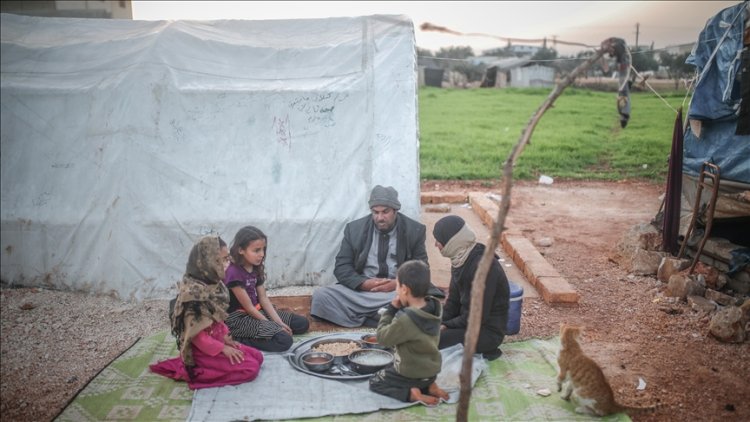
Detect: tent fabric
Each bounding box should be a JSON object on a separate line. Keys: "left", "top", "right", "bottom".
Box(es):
{"left": 0, "top": 13, "right": 421, "bottom": 300}
{"left": 683, "top": 1, "right": 750, "bottom": 184}
{"left": 683, "top": 119, "right": 750, "bottom": 183}
{"left": 685, "top": 1, "right": 746, "bottom": 122}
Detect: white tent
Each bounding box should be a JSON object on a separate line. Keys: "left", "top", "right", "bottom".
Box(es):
{"left": 0, "top": 13, "right": 421, "bottom": 300}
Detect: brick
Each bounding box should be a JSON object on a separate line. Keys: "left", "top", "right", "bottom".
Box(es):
{"left": 502, "top": 234, "right": 536, "bottom": 271}
{"left": 524, "top": 258, "right": 560, "bottom": 279}
{"left": 537, "top": 276, "right": 580, "bottom": 303}
{"left": 421, "top": 191, "right": 467, "bottom": 204}
{"left": 469, "top": 191, "right": 579, "bottom": 305}
{"left": 468, "top": 192, "right": 498, "bottom": 228}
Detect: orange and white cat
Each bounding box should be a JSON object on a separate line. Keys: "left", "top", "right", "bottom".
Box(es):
{"left": 557, "top": 323, "right": 660, "bottom": 416}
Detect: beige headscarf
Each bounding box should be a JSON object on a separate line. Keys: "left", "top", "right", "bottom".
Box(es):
{"left": 440, "top": 223, "right": 478, "bottom": 268}
{"left": 171, "top": 235, "right": 230, "bottom": 367}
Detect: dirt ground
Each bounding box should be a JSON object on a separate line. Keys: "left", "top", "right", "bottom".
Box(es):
{"left": 422, "top": 179, "right": 749, "bottom": 422}
{"left": 1, "top": 179, "right": 749, "bottom": 421}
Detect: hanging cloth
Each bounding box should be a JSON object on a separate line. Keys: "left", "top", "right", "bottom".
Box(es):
{"left": 661, "top": 108, "right": 684, "bottom": 255}
{"left": 606, "top": 37, "right": 632, "bottom": 128}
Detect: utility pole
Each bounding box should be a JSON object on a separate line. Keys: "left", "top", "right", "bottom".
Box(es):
{"left": 635, "top": 23, "right": 640, "bottom": 49}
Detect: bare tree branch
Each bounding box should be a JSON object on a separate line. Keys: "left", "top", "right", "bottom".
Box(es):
{"left": 455, "top": 38, "right": 616, "bottom": 421}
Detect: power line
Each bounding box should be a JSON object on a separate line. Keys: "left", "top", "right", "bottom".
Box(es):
{"left": 420, "top": 22, "right": 596, "bottom": 49}
{"left": 418, "top": 21, "right": 714, "bottom": 57}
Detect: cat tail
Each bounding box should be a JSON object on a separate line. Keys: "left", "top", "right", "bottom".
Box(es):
{"left": 618, "top": 399, "right": 664, "bottom": 415}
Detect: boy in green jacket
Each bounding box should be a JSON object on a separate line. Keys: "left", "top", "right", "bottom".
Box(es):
{"left": 370, "top": 260, "right": 449, "bottom": 405}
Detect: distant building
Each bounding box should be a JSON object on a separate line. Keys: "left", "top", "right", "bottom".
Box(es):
{"left": 507, "top": 44, "right": 541, "bottom": 56}
{"left": 663, "top": 42, "right": 695, "bottom": 56}
{"left": 417, "top": 56, "right": 445, "bottom": 87}
{"left": 477, "top": 57, "right": 554, "bottom": 88}
{"left": 0, "top": 1, "right": 132, "bottom": 19}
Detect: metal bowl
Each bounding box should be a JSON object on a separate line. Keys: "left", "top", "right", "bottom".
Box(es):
{"left": 360, "top": 334, "right": 389, "bottom": 350}
{"left": 347, "top": 349, "right": 394, "bottom": 375}
{"left": 301, "top": 351, "right": 334, "bottom": 372}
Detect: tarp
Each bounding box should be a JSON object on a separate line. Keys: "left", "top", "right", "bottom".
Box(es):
{"left": 683, "top": 1, "right": 750, "bottom": 184}
{"left": 0, "top": 13, "right": 421, "bottom": 300}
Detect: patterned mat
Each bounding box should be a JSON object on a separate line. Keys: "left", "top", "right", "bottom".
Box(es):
{"left": 56, "top": 331, "right": 630, "bottom": 421}
{"left": 56, "top": 331, "right": 191, "bottom": 421}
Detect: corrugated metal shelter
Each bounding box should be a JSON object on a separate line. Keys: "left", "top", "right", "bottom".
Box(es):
{"left": 477, "top": 57, "right": 554, "bottom": 88}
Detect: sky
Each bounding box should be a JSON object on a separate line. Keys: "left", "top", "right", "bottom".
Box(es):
{"left": 131, "top": 1, "right": 740, "bottom": 56}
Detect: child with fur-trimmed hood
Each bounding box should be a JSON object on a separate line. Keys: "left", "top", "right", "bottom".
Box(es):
{"left": 369, "top": 260, "right": 449, "bottom": 405}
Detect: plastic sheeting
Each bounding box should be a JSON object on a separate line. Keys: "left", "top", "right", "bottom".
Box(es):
{"left": 683, "top": 119, "right": 750, "bottom": 184}
{"left": 1, "top": 13, "right": 421, "bottom": 300}
{"left": 683, "top": 1, "right": 750, "bottom": 184}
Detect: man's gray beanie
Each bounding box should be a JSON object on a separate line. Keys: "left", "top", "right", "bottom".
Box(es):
{"left": 368, "top": 185, "right": 401, "bottom": 210}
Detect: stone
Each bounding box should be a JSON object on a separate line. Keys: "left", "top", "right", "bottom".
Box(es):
{"left": 740, "top": 301, "right": 750, "bottom": 327}
{"left": 716, "top": 274, "right": 728, "bottom": 290}
{"left": 694, "top": 262, "right": 722, "bottom": 289}
{"left": 631, "top": 249, "right": 668, "bottom": 276}
{"left": 657, "top": 257, "right": 690, "bottom": 283}
{"left": 726, "top": 271, "right": 750, "bottom": 295}
{"left": 709, "top": 306, "right": 746, "bottom": 343}
{"left": 611, "top": 223, "right": 662, "bottom": 267}
{"left": 695, "top": 274, "right": 707, "bottom": 288}
{"left": 704, "top": 289, "right": 737, "bottom": 306}
{"left": 424, "top": 203, "right": 451, "bottom": 213}
{"left": 687, "top": 295, "right": 717, "bottom": 313}
{"left": 535, "top": 237, "right": 554, "bottom": 247}
{"left": 666, "top": 274, "right": 705, "bottom": 300}
{"left": 536, "top": 388, "right": 551, "bottom": 397}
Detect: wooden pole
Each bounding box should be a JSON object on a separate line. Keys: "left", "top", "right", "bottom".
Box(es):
{"left": 454, "top": 38, "right": 615, "bottom": 421}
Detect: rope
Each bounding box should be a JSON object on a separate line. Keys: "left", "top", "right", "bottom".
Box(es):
{"left": 630, "top": 65, "right": 679, "bottom": 114}
{"left": 681, "top": 71, "right": 697, "bottom": 110}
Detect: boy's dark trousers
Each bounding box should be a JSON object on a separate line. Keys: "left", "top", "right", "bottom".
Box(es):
{"left": 369, "top": 366, "right": 437, "bottom": 402}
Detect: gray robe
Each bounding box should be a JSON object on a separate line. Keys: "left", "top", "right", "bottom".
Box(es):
{"left": 311, "top": 212, "right": 437, "bottom": 327}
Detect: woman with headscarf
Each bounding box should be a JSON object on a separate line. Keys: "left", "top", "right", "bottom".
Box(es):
{"left": 150, "top": 235, "right": 264, "bottom": 389}
{"left": 432, "top": 215, "right": 510, "bottom": 360}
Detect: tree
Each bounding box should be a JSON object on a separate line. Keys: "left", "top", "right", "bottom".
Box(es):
{"left": 435, "top": 46, "right": 474, "bottom": 59}
{"left": 573, "top": 50, "right": 606, "bottom": 77}
{"left": 531, "top": 47, "right": 558, "bottom": 62}
{"left": 482, "top": 46, "right": 517, "bottom": 58}
{"left": 630, "top": 47, "right": 658, "bottom": 72}
{"left": 416, "top": 47, "right": 434, "bottom": 58}
{"left": 671, "top": 52, "right": 695, "bottom": 79}
{"left": 552, "top": 54, "right": 583, "bottom": 78}
{"left": 659, "top": 51, "right": 695, "bottom": 88}
{"left": 435, "top": 46, "right": 482, "bottom": 84}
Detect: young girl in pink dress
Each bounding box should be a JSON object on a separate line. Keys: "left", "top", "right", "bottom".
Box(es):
{"left": 149, "top": 235, "right": 264, "bottom": 389}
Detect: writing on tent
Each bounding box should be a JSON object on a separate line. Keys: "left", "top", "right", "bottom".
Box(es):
{"left": 272, "top": 114, "right": 291, "bottom": 149}
{"left": 289, "top": 92, "right": 349, "bottom": 128}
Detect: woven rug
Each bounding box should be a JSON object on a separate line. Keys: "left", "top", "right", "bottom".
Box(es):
{"left": 55, "top": 330, "right": 191, "bottom": 421}
{"left": 56, "top": 330, "right": 630, "bottom": 421}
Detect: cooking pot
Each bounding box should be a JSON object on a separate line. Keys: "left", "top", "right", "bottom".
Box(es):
{"left": 347, "top": 349, "right": 394, "bottom": 375}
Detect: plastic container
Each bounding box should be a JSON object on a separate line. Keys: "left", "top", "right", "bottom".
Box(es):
{"left": 506, "top": 281, "right": 523, "bottom": 335}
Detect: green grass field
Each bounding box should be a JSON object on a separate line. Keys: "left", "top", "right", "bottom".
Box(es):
{"left": 418, "top": 87, "right": 689, "bottom": 181}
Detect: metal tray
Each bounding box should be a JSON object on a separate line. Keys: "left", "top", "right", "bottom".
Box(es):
{"left": 287, "top": 332, "right": 375, "bottom": 380}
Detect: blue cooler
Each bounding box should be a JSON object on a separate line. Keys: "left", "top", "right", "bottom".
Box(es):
{"left": 506, "top": 281, "right": 523, "bottom": 335}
